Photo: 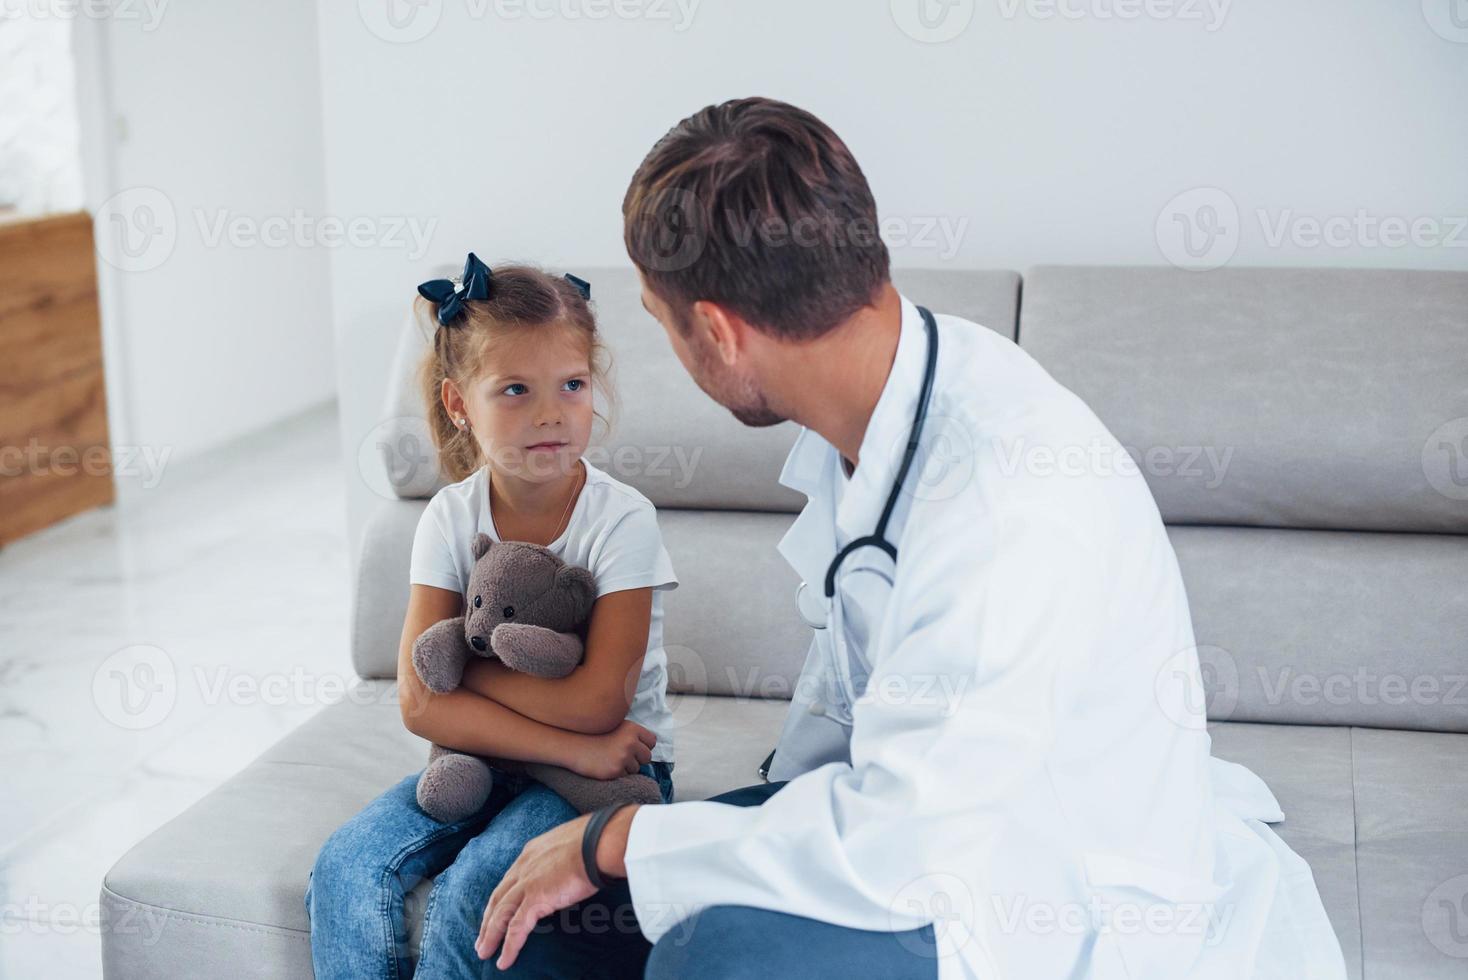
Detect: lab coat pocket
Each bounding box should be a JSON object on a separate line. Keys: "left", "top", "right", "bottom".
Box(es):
{"left": 1082, "top": 852, "right": 1226, "bottom": 980}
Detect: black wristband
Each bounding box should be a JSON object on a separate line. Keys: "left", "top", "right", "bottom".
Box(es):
{"left": 581, "top": 803, "right": 633, "bottom": 891}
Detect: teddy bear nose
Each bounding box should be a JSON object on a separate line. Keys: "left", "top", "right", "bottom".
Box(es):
{"left": 470, "top": 635, "right": 487, "bottom": 652}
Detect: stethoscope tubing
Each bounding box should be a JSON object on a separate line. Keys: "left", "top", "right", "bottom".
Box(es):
{"left": 799, "top": 305, "right": 940, "bottom": 629}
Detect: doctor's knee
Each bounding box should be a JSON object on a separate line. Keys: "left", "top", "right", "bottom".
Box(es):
{"left": 644, "top": 906, "right": 767, "bottom": 980}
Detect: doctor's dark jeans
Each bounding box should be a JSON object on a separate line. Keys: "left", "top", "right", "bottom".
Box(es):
{"left": 484, "top": 781, "right": 938, "bottom": 980}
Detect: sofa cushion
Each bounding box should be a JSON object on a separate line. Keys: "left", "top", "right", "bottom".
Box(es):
{"left": 1018, "top": 266, "right": 1468, "bottom": 534}
{"left": 1171, "top": 524, "right": 1468, "bottom": 732}
{"left": 100, "top": 683, "right": 788, "bottom": 978}
{"left": 105, "top": 680, "right": 1468, "bottom": 980}
{"left": 372, "top": 266, "right": 1021, "bottom": 512}
{"left": 1351, "top": 727, "right": 1468, "bottom": 978}
{"left": 658, "top": 509, "right": 807, "bottom": 699}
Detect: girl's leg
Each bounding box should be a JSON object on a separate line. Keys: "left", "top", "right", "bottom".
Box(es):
{"left": 414, "top": 763, "right": 674, "bottom": 979}
{"left": 413, "top": 781, "right": 578, "bottom": 980}
{"left": 304, "top": 772, "right": 509, "bottom": 980}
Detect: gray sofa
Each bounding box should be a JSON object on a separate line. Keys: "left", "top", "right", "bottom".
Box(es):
{"left": 100, "top": 266, "right": 1468, "bottom": 979}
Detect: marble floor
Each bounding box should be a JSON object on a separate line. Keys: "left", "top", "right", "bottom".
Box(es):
{"left": 0, "top": 403, "right": 350, "bottom": 978}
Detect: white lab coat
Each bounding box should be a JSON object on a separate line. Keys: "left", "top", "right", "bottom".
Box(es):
{"left": 624, "top": 295, "right": 1347, "bottom": 979}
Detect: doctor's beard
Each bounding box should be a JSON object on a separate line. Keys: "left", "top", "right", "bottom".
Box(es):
{"left": 691, "top": 338, "right": 786, "bottom": 428}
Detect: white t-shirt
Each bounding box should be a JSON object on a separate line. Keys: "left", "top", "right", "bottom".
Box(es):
{"left": 408, "top": 459, "right": 679, "bottom": 763}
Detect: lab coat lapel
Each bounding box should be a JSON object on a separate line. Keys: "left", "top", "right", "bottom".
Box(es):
{"left": 775, "top": 427, "right": 840, "bottom": 594}
{"left": 777, "top": 424, "right": 828, "bottom": 498}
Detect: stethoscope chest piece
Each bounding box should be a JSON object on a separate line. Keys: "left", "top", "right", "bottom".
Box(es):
{"left": 796, "top": 580, "right": 829, "bottom": 629}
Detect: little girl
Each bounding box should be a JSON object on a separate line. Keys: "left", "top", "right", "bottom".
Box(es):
{"left": 305, "top": 255, "right": 678, "bottom": 980}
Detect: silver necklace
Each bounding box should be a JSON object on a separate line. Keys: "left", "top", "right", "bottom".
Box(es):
{"left": 490, "top": 462, "right": 583, "bottom": 544}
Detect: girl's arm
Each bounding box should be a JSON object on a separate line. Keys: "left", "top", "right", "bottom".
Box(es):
{"left": 397, "top": 584, "right": 649, "bottom": 772}
{"left": 458, "top": 587, "right": 653, "bottom": 735}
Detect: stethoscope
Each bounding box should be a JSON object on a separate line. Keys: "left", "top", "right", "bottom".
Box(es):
{"left": 790, "top": 305, "right": 940, "bottom": 725}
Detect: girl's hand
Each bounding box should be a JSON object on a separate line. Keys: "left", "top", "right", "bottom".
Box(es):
{"left": 570, "top": 720, "right": 656, "bottom": 780}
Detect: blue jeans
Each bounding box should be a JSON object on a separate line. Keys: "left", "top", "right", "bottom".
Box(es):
{"left": 305, "top": 762, "right": 674, "bottom": 980}
{"left": 643, "top": 904, "right": 938, "bottom": 979}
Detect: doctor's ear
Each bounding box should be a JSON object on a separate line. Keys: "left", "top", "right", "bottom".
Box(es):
{"left": 689, "top": 300, "right": 747, "bottom": 367}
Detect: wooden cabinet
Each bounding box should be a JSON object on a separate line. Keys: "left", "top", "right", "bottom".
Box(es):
{"left": 0, "top": 211, "right": 115, "bottom": 545}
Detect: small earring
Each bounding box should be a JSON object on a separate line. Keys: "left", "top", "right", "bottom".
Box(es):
{"left": 456, "top": 418, "right": 468, "bottom": 429}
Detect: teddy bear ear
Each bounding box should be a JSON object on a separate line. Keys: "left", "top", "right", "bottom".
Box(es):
{"left": 556, "top": 565, "right": 597, "bottom": 614}
{"left": 471, "top": 533, "right": 494, "bottom": 561}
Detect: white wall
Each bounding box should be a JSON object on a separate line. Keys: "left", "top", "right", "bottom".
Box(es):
{"left": 73, "top": 1, "right": 337, "bottom": 496}
{"left": 0, "top": 15, "right": 85, "bottom": 214}
{"left": 315, "top": 0, "right": 1468, "bottom": 557}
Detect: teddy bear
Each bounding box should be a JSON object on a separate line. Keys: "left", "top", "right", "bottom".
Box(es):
{"left": 410, "top": 533, "right": 663, "bottom": 822}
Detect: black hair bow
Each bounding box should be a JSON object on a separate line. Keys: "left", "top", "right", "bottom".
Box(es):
{"left": 563, "top": 273, "right": 591, "bottom": 301}
{"left": 417, "top": 252, "right": 492, "bottom": 326}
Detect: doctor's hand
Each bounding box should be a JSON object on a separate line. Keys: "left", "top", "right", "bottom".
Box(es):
{"left": 475, "top": 804, "right": 642, "bottom": 970}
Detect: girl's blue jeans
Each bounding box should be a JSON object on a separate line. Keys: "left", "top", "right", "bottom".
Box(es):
{"left": 305, "top": 762, "right": 674, "bottom": 980}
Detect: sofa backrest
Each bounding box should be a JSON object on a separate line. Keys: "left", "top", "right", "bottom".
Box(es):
{"left": 356, "top": 263, "right": 1466, "bottom": 735}
{"left": 1019, "top": 266, "right": 1468, "bottom": 732}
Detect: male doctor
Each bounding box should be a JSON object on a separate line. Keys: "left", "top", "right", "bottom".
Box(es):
{"left": 476, "top": 97, "right": 1347, "bottom": 979}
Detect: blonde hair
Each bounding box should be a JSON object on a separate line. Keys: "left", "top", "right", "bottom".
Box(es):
{"left": 416, "top": 264, "right": 615, "bottom": 483}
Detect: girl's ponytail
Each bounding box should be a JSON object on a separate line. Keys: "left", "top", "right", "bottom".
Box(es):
{"left": 416, "top": 295, "right": 484, "bottom": 483}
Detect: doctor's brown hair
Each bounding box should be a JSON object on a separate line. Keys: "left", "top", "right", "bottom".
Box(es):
{"left": 622, "top": 97, "right": 891, "bottom": 342}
